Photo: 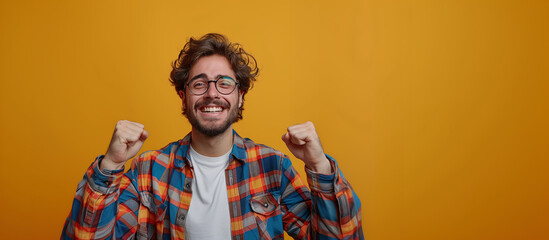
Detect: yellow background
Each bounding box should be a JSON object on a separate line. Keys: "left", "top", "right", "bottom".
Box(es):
{"left": 1, "top": 0, "right": 548, "bottom": 239}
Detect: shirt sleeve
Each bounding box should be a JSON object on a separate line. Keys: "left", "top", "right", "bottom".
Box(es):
{"left": 61, "top": 156, "right": 140, "bottom": 240}
{"left": 280, "top": 154, "right": 364, "bottom": 240}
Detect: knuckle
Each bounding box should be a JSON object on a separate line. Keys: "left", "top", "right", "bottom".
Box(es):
{"left": 117, "top": 120, "right": 129, "bottom": 128}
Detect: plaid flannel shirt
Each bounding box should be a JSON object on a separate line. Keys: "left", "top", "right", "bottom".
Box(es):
{"left": 62, "top": 131, "right": 363, "bottom": 239}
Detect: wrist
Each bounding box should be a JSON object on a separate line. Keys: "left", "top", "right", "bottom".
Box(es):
{"left": 100, "top": 155, "right": 125, "bottom": 171}
{"left": 306, "top": 155, "right": 332, "bottom": 174}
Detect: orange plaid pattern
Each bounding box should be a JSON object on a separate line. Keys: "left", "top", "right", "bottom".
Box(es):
{"left": 62, "top": 131, "right": 363, "bottom": 239}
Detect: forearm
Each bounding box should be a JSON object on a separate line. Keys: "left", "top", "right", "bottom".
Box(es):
{"left": 306, "top": 155, "right": 364, "bottom": 240}
{"left": 61, "top": 156, "right": 126, "bottom": 239}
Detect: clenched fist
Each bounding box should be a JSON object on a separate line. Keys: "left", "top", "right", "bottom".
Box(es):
{"left": 101, "top": 120, "right": 149, "bottom": 171}
{"left": 282, "top": 121, "right": 332, "bottom": 174}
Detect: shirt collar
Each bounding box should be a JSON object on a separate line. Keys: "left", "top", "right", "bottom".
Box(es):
{"left": 174, "top": 130, "right": 247, "bottom": 168}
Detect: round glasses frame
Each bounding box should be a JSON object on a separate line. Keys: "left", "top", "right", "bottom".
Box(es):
{"left": 186, "top": 76, "right": 239, "bottom": 95}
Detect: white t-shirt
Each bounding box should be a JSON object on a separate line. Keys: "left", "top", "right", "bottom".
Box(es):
{"left": 184, "top": 145, "right": 232, "bottom": 240}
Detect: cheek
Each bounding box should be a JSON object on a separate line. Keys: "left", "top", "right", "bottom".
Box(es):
{"left": 184, "top": 96, "right": 195, "bottom": 111}
{"left": 186, "top": 98, "right": 195, "bottom": 110}
{"left": 233, "top": 96, "right": 242, "bottom": 108}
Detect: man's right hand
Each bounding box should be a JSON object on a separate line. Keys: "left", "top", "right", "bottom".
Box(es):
{"left": 101, "top": 120, "right": 149, "bottom": 171}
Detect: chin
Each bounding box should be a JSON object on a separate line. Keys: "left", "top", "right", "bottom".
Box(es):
{"left": 190, "top": 118, "right": 234, "bottom": 137}
{"left": 185, "top": 104, "right": 239, "bottom": 137}
{"left": 196, "top": 124, "right": 232, "bottom": 137}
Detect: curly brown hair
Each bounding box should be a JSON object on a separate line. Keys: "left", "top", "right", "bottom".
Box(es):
{"left": 169, "top": 33, "right": 259, "bottom": 120}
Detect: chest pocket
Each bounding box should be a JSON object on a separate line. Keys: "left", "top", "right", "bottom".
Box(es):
{"left": 250, "top": 192, "right": 283, "bottom": 240}
{"left": 250, "top": 192, "right": 279, "bottom": 216}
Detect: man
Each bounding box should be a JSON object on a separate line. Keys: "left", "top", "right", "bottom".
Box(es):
{"left": 62, "top": 33, "right": 363, "bottom": 240}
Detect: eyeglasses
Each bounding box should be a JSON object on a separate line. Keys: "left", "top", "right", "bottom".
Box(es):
{"left": 186, "top": 75, "right": 239, "bottom": 95}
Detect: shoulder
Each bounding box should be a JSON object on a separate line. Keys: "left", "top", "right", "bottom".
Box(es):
{"left": 139, "top": 139, "right": 181, "bottom": 160}
{"left": 238, "top": 136, "right": 291, "bottom": 168}
{"left": 130, "top": 139, "right": 185, "bottom": 173}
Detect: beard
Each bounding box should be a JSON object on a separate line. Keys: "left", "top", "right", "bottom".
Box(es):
{"left": 184, "top": 99, "right": 239, "bottom": 137}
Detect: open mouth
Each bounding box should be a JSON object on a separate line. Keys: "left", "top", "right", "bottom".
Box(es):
{"left": 199, "top": 106, "right": 224, "bottom": 113}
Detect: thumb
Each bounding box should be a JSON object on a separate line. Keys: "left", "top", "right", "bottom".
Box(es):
{"left": 281, "top": 132, "right": 290, "bottom": 145}
{"left": 140, "top": 130, "right": 149, "bottom": 141}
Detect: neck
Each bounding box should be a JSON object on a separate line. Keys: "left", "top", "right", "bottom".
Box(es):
{"left": 190, "top": 126, "right": 234, "bottom": 157}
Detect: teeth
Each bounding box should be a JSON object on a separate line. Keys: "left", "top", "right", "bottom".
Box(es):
{"left": 202, "top": 106, "right": 222, "bottom": 112}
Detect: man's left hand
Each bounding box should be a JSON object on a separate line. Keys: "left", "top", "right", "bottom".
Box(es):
{"left": 282, "top": 121, "right": 332, "bottom": 174}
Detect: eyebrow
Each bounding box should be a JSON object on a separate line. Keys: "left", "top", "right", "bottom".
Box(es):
{"left": 189, "top": 73, "right": 207, "bottom": 81}
{"left": 189, "top": 74, "right": 234, "bottom": 81}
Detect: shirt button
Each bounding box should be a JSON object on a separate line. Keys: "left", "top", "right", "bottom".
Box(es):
{"left": 263, "top": 203, "right": 269, "bottom": 207}
{"left": 185, "top": 183, "right": 191, "bottom": 189}
{"left": 179, "top": 214, "right": 185, "bottom": 220}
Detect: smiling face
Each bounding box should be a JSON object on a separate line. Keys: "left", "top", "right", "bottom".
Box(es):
{"left": 179, "top": 54, "right": 243, "bottom": 137}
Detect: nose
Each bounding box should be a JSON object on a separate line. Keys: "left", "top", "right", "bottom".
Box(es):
{"left": 204, "top": 81, "right": 219, "bottom": 98}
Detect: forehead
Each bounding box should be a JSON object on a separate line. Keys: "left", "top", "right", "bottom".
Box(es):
{"left": 189, "top": 55, "right": 235, "bottom": 79}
